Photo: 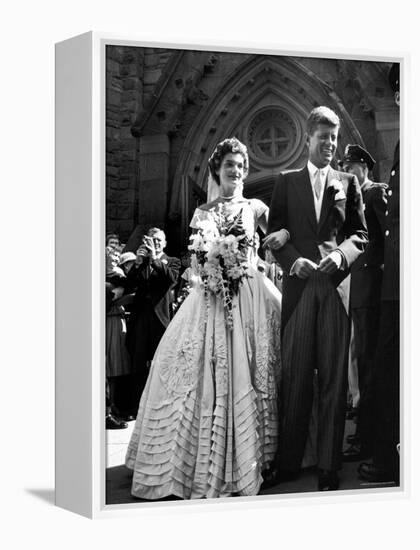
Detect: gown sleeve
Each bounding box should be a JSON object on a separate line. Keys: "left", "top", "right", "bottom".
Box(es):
{"left": 189, "top": 207, "right": 209, "bottom": 229}
{"left": 249, "top": 198, "right": 269, "bottom": 232}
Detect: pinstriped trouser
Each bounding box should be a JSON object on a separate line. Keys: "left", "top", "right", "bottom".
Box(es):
{"left": 279, "top": 270, "right": 350, "bottom": 472}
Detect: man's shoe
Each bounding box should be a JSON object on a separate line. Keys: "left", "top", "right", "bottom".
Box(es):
{"left": 358, "top": 461, "right": 397, "bottom": 483}
{"left": 119, "top": 411, "right": 136, "bottom": 421}
{"left": 261, "top": 468, "right": 298, "bottom": 489}
{"left": 346, "top": 407, "right": 358, "bottom": 420}
{"left": 342, "top": 443, "right": 368, "bottom": 462}
{"left": 346, "top": 433, "right": 360, "bottom": 445}
{"left": 106, "top": 414, "right": 128, "bottom": 430}
{"left": 318, "top": 470, "right": 339, "bottom": 491}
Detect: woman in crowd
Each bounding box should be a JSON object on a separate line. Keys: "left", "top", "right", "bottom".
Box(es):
{"left": 105, "top": 250, "right": 136, "bottom": 428}
{"left": 125, "top": 137, "right": 289, "bottom": 499}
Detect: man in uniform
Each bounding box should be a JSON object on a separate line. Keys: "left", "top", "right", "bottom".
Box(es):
{"left": 340, "top": 144, "right": 387, "bottom": 462}
{"left": 358, "top": 63, "right": 400, "bottom": 484}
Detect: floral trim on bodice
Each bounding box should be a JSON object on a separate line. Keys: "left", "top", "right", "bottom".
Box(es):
{"left": 190, "top": 198, "right": 267, "bottom": 238}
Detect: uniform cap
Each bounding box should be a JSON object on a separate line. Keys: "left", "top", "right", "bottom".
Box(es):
{"left": 340, "top": 144, "right": 376, "bottom": 171}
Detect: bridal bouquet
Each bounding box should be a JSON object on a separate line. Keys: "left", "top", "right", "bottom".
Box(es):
{"left": 188, "top": 203, "right": 253, "bottom": 328}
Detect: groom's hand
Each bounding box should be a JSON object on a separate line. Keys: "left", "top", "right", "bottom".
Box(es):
{"left": 262, "top": 229, "right": 290, "bottom": 250}
{"left": 292, "top": 257, "right": 318, "bottom": 279}
{"left": 318, "top": 251, "right": 343, "bottom": 274}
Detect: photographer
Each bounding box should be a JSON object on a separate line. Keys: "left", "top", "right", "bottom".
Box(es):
{"left": 125, "top": 228, "right": 180, "bottom": 414}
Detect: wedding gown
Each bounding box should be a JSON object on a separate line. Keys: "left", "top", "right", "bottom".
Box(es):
{"left": 125, "top": 199, "right": 282, "bottom": 499}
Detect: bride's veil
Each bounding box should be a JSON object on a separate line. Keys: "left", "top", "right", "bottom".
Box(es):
{"left": 206, "top": 171, "right": 220, "bottom": 202}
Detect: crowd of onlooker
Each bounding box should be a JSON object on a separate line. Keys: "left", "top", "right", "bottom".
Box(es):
{"left": 105, "top": 229, "right": 181, "bottom": 429}
{"left": 105, "top": 234, "right": 136, "bottom": 429}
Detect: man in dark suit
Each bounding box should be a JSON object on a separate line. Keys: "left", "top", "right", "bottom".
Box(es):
{"left": 339, "top": 144, "right": 387, "bottom": 462}
{"left": 126, "top": 227, "right": 181, "bottom": 415}
{"left": 266, "top": 106, "right": 368, "bottom": 490}
{"left": 358, "top": 63, "right": 400, "bottom": 484}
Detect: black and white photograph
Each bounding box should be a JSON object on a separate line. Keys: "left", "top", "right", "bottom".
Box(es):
{"left": 103, "top": 45, "right": 401, "bottom": 505}
{"left": 5, "top": 0, "right": 420, "bottom": 545}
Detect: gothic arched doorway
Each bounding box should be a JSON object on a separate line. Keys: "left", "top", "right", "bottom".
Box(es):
{"left": 170, "top": 54, "right": 364, "bottom": 246}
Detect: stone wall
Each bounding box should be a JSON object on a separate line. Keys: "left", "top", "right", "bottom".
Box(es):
{"left": 106, "top": 46, "right": 142, "bottom": 241}
{"left": 106, "top": 46, "right": 175, "bottom": 243}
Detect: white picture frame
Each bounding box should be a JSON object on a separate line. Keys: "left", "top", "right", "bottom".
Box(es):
{"left": 55, "top": 31, "right": 407, "bottom": 519}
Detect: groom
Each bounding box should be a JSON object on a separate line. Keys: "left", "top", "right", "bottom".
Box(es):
{"left": 266, "top": 106, "right": 368, "bottom": 490}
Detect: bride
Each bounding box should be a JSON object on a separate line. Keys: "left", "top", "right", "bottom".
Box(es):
{"left": 125, "top": 137, "right": 289, "bottom": 499}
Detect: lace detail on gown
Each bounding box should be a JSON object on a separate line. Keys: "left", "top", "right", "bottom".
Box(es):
{"left": 156, "top": 292, "right": 206, "bottom": 394}
{"left": 125, "top": 201, "right": 282, "bottom": 499}
{"left": 254, "top": 311, "right": 282, "bottom": 394}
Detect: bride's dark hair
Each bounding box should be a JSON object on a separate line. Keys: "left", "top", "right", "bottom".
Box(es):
{"left": 208, "top": 137, "right": 249, "bottom": 184}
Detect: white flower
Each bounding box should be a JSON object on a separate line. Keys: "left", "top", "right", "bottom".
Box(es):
{"left": 329, "top": 179, "right": 346, "bottom": 201}
{"left": 189, "top": 232, "right": 213, "bottom": 253}
{"left": 190, "top": 206, "right": 252, "bottom": 329}
{"left": 227, "top": 265, "right": 244, "bottom": 280}
{"left": 221, "top": 234, "right": 238, "bottom": 250}
{"left": 330, "top": 179, "right": 344, "bottom": 192}
{"left": 196, "top": 218, "right": 219, "bottom": 239}
{"left": 188, "top": 233, "right": 202, "bottom": 250}
{"left": 206, "top": 239, "right": 222, "bottom": 261}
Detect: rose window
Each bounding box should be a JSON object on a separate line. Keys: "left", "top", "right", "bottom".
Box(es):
{"left": 248, "top": 108, "right": 299, "bottom": 166}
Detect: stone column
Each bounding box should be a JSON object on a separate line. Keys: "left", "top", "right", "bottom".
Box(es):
{"left": 137, "top": 134, "right": 170, "bottom": 231}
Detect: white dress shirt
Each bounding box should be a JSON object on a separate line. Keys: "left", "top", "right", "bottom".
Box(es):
{"left": 307, "top": 160, "right": 330, "bottom": 223}
{"left": 289, "top": 161, "right": 343, "bottom": 275}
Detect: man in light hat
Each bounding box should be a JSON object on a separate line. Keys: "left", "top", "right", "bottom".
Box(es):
{"left": 358, "top": 62, "right": 400, "bottom": 484}
{"left": 340, "top": 144, "right": 388, "bottom": 462}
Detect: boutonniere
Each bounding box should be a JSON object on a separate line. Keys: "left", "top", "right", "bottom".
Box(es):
{"left": 329, "top": 179, "right": 346, "bottom": 201}
{"left": 161, "top": 258, "right": 168, "bottom": 265}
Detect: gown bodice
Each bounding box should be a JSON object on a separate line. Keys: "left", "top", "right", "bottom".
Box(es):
{"left": 190, "top": 198, "right": 268, "bottom": 241}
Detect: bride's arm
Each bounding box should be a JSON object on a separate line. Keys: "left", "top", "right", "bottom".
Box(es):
{"left": 254, "top": 199, "right": 289, "bottom": 249}
{"left": 256, "top": 201, "right": 269, "bottom": 234}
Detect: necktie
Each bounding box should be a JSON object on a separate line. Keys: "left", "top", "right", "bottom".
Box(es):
{"left": 314, "top": 169, "right": 323, "bottom": 200}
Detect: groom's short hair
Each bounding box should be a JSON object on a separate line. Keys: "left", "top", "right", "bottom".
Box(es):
{"left": 306, "top": 106, "right": 340, "bottom": 136}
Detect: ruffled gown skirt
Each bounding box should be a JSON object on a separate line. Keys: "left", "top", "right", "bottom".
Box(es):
{"left": 125, "top": 267, "right": 282, "bottom": 499}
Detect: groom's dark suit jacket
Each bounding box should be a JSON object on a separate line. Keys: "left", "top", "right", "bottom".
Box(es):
{"left": 268, "top": 166, "right": 368, "bottom": 326}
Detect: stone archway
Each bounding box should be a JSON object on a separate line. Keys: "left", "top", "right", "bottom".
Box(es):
{"left": 127, "top": 50, "right": 394, "bottom": 252}
{"left": 170, "top": 54, "right": 364, "bottom": 235}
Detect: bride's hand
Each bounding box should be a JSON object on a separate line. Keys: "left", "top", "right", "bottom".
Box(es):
{"left": 262, "top": 229, "right": 290, "bottom": 250}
